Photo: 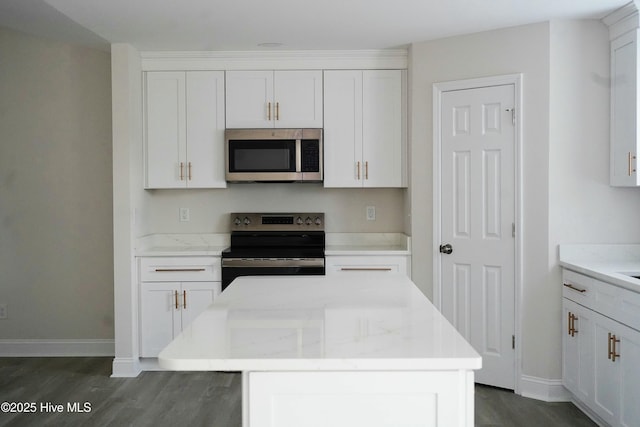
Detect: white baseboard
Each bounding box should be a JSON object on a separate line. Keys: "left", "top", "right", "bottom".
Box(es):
{"left": 111, "top": 357, "right": 142, "bottom": 378}
{"left": 519, "top": 375, "right": 572, "bottom": 402}
{"left": 0, "top": 339, "right": 114, "bottom": 357}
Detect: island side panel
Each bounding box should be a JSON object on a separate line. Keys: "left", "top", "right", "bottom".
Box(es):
{"left": 244, "top": 370, "right": 475, "bottom": 427}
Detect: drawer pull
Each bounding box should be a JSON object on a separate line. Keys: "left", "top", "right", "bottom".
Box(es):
{"left": 154, "top": 268, "right": 207, "bottom": 272}
{"left": 563, "top": 283, "right": 586, "bottom": 293}
{"left": 340, "top": 267, "right": 393, "bottom": 271}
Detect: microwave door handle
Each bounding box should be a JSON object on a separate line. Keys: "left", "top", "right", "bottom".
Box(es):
{"left": 296, "top": 139, "right": 302, "bottom": 173}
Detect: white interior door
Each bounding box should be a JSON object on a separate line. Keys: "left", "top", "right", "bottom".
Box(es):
{"left": 439, "top": 84, "right": 515, "bottom": 389}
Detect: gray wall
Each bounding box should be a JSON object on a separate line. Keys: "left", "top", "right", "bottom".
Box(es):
{"left": 0, "top": 27, "right": 113, "bottom": 340}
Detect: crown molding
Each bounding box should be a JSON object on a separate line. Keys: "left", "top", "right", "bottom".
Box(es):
{"left": 603, "top": 1, "right": 639, "bottom": 40}
{"left": 140, "top": 49, "right": 408, "bottom": 71}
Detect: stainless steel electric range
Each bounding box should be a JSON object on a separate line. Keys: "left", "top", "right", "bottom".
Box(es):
{"left": 221, "top": 212, "right": 325, "bottom": 291}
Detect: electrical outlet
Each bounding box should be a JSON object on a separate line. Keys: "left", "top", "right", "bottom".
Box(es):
{"left": 0, "top": 304, "right": 7, "bottom": 319}
{"left": 179, "top": 207, "right": 190, "bottom": 222}
{"left": 366, "top": 206, "right": 376, "bottom": 221}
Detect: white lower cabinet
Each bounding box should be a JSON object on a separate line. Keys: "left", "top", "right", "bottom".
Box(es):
{"left": 325, "top": 255, "right": 410, "bottom": 277}
{"left": 246, "top": 370, "right": 473, "bottom": 427}
{"left": 592, "top": 313, "right": 640, "bottom": 426}
{"left": 139, "top": 257, "right": 221, "bottom": 357}
{"left": 140, "top": 282, "right": 219, "bottom": 357}
{"left": 562, "top": 269, "right": 640, "bottom": 426}
{"left": 562, "top": 299, "right": 594, "bottom": 404}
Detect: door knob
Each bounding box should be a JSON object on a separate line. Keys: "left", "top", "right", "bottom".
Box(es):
{"left": 439, "top": 243, "right": 453, "bottom": 254}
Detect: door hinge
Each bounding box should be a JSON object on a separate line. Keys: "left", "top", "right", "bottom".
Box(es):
{"left": 512, "top": 223, "right": 515, "bottom": 238}
{"left": 512, "top": 335, "right": 516, "bottom": 349}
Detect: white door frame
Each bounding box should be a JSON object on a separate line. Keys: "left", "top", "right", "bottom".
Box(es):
{"left": 432, "top": 73, "right": 523, "bottom": 394}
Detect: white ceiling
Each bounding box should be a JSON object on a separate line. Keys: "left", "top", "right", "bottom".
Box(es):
{"left": 0, "top": 0, "right": 632, "bottom": 51}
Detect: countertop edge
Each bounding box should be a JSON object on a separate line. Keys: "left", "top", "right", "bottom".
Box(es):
{"left": 158, "top": 357, "right": 482, "bottom": 372}
{"left": 560, "top": 260, "right": 640, "bottom": 294}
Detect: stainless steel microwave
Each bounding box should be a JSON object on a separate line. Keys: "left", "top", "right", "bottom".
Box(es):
{"left": 225, "top": 129, "right": 323, "bottom": 182}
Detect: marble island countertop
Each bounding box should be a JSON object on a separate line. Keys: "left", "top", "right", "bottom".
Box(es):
{"left": 559, "top": 244, "right": 640, "bottom": 293}
{"left": 158, "top": 275, "right": 480, "bottom": 372}
{"left": 135, "top": 233, "right": 411, "bottom": 256}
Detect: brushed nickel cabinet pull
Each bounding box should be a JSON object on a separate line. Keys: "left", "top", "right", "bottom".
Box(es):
{"left": 365, "top": 161, "right": 369, "bottom": 180}
{"left": 276, "top": 102, "right": 280, "bottom": 120}
{"left": 174, "top": 290, "right": 179, "bottom": 310}
{"left": 179, "top": 162, "right": 184, "bottom": 181}
{"left": 183, "top": 290, "right": 187, "bottom": 309}
{"left": 267, "top": 102, "right": 271, "bottom": 120}
{"left": 571, "top": 314, "right": 578, "bottom": 336}
{"left": 340, "top": 267, "right": 393, "bottom": 271}
{"left": 188, "top": 162, "right": 192, "bottom": 180}
{"left": 567, "top": 312, "right": 571, "bottom": 336}
{"left": 629, "top": 152, "right": 637, "bottom": 176}
{"left": 563, "top": 283, "right": 586, "bottom": 293}
{"left": 154, "top": 268, "right": 207, "bottom": 272}
{"left": 356, "top": 161, "right": 361, "bottom": 180}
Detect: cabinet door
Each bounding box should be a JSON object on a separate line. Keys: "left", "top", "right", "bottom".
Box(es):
{"left": 610, "top": 29, "right": 640, "bottom": 187}
{"left": 140, "top": 283, "right": 181, "bottom": 357}
{"left": 562, "top": 299, "right": 594, "bottom": 403}
{"left": 144, "top": 72, "right": 187, "bottom": 188}
{"left": 323, "top": 70, "right": 363, "bottom": 187}
{"left": 618, "top": 321, "right": 640, "bottom": 427}
{"left": 185, "top": 71, "right": 226, "bottom": 188}
{"left": 180, "top": 282, "right": 220, "bottom": 328}
{"left": 362, "top": 70, "right": 406, "bottom": 188}
{"left": 593, "top": 311, "right": 640, "bottom": 427}
{"left": 226, "top": 71, "right": 273, "bottom": 128}
{"left": 274, "top": 70, "right": 323, "bottom": 128}
{"left": 593, "top": 315, "right": 619, "bottom": 425}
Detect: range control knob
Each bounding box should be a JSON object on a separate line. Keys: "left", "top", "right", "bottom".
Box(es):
{"left": 314, "top": 217, "right": 322, "bottom": 226}
{"left": 243, "top": 217, "right": 251, "bottom": 226}
{"left": 305, "top": 217, "right": 312, "bottom": 225}
{"left": 296, "top": 216, "right": 304, "bottom": 225}
{"left": 233, "top": 217, "right": 242, "bottom": 226}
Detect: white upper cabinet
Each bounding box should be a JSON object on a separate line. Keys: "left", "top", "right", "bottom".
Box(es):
{"left": 225, "top": 70, "right": 323, "bottom": 128}
{"left": 606, "top": 5, "right": 640, "bottom": 186}
{"left": 144, "top": 71, "right": 226, "bottom": 189}
{"left": 610, "top": 30, "right": 640, "bottom": 186}
{"left": 323, "top": 70, "right": 407, "bottom": 188}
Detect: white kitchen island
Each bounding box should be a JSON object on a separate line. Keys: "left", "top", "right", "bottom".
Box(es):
{"left": 158, "top": 275, "right": 481, "bottom": 427}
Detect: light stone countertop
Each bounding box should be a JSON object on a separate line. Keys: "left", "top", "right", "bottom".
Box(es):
{"left": 135, "top": 233, "right": 411, "bottom": 257}
{"left": 559, "top": 244, "right": 640, "bottom": 293}
{"left": 135, "top": 234, "right": 230, "bottom": 256}
{"left": 158, "top": 274, "right": 480, "bottom": 372}
{"left": 325, "top": 233, "right": 411, "bottom": 255}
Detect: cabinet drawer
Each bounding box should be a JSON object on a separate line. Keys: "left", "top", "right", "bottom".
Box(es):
{"left": 563, "top": 269, "right": 640, "bottom": 331}
{"left": 140, "top": 257, "right": 221, "bottom": 282}
{"left": 326, "top": 256, "right": 409, "bottom": 276}
{"left": 562, "top": 270, "right": 597, "bottom": 306}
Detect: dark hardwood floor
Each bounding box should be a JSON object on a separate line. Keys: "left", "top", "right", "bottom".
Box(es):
{"left": 0, "top": 358, "right": 596, "bottom": 426}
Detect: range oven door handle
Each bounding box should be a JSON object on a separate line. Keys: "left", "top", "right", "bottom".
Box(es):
{"left": 222, "top": 258, "right": 325, "bottom": 268}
